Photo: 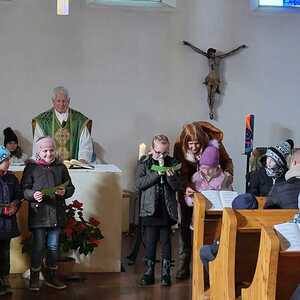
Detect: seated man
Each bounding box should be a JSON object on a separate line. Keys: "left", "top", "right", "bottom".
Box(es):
{"left": 32, "top": 87, "right": 93, "bottom": 163}
{"left": 265, "top": 149, "right": 300, "bottom": 209}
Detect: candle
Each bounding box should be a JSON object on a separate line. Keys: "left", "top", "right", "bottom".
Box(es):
{"left": 244, "top": 114, "right": 255, "bottom": 154}
{"left": 138, "top": 143, "right": 146, "bottom": 159}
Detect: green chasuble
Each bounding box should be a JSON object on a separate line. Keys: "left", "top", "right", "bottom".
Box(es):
{"left": 34, "top": 108, "right": 90, "bottom": 160}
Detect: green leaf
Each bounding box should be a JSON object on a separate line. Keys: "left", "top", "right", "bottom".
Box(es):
{"left": 150, "top": 163, "right": 181, "bottom": 173}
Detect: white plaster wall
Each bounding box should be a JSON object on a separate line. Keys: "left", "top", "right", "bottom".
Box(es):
{"left": 0, "top": 0, "right": 300, "bottom": 192}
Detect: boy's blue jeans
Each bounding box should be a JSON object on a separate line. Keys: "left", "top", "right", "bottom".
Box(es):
{"left": 31, "top": 227, "right": 60, "bottom": 269}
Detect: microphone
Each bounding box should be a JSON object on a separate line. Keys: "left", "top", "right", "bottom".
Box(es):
{"left": 158, "top": 156, "right": 164, "bottom": 184}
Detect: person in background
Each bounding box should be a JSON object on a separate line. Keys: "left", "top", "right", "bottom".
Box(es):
{"left": 3, "top": 127, "right": 28, "bottom": 165}
{"left": 247, "top": 154, "right": 273, "bottom": 197}
{"left": 173, "top": 121, "right": 233, "bottom": 279}
{"left": 265, "top": 148, "right": 300, "bottom": 209}
{"left": 0, "top": 146, "right": 22, "bottom": 296}
{"left": 32, "top": 86, "right": 93, "bottom": 163}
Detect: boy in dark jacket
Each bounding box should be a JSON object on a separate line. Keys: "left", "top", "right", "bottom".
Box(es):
{"left": 0, "top": 146, "right": 23, "bottom": 296}
{"left": 136, "top": 135, "right": 182, "bottom": 287}
{"left": 22, "top": 137, "right": 74, "bottom": 291}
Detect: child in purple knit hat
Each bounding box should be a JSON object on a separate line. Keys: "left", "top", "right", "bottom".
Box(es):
{"left": 185, "top": 139, "right": 232, "bottom": 208}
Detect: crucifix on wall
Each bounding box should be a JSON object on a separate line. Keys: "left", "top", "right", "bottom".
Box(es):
{"left": 183, "top": 41, "right": 247, "bottom": 120}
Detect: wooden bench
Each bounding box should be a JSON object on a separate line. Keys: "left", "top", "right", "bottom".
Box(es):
{"left": 242, "top": 227, "right": 300, "bottom": 300}
{"left": 192, "top": 193, "right": 266, "bottom": 300}
{"left": 209, "top": 208, "right": 298, "bottom": 300}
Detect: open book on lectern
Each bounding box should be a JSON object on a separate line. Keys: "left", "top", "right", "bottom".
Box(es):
{"left": 201, "top": 190, "right": 239, "bottom": 210}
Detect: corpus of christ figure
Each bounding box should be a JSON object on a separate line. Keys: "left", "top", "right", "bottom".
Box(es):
{"left": 183, "top": 41, "right": 247, "bottom": 120}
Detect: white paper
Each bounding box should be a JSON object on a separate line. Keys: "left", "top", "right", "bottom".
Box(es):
{"left": 274, "top": 222, "right": 300, "bottom": 251}
{"left": 201, "top": 190, "right": 223, "bottom": 210}
{"left": 220, "top": 191, "right": 239, "bottom": 208}
{"left": 201, "top": 190, "right": 239, "bottom": 210}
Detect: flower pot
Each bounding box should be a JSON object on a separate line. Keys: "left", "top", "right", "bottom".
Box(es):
{"left": 57, "top": 256, "right": 76, "bottom": 278}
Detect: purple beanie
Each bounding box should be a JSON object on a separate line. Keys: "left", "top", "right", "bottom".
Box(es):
{"left": 199, "top": 139, "right": 220, "bottom": 167}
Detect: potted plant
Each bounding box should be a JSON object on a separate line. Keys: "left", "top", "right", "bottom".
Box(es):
{"left": 60, "top": 199, "right": 104, "bottom": 255}
{"left": 57, "top": 200, "right": 104, "bottom": 277}
{"left": 22, "top": 199, "right": 104, "bottom": 278}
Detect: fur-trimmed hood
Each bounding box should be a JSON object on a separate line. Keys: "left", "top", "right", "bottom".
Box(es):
{"left": 285, "top": 164, "right": 300, "bottom": 181}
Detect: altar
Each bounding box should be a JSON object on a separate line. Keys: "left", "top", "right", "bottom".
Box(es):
{"left": 9, "top": 164, "right": 122, "bottom": 273}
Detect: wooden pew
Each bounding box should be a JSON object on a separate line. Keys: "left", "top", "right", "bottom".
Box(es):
{"left": 192, "top": 193, "right": 266, "bottom": 300}
{"left": 242, "top": 228, "right": 300, "bottom": 300}
{"left": 209, "top": 208, "right": 298, "bottom": 300}
{"left": 192, "top": 193, "right": 221, "bottom": 300}
{"left": 241, "top": 225, "right": 280, "bottom": 300}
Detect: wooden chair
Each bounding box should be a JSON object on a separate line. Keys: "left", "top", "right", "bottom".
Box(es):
{"left": 192, "top": 193, "right": 266, "bottom": 300}
{"left": 209, "top": 208, "right": 298, "bottom": 300}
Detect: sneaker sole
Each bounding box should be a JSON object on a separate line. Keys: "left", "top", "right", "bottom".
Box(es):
{"left": 44, "top": 282, "right": 67, "bottom": 290}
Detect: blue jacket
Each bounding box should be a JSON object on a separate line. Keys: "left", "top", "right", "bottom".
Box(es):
{"left": 0, "top": 172, "right": 23, "bottom": 240}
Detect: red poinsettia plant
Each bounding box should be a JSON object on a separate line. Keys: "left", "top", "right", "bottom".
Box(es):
{"left": 60, "top": 200, "right": 104, "bottom": 256}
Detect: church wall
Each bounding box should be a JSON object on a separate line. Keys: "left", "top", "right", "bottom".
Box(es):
{"left": 1, "top": 0, "right": 300, "bottom": 193}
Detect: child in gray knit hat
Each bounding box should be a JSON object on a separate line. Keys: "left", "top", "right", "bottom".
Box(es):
{"left": 265, "top": 139, "right": 294, "bottom": 180}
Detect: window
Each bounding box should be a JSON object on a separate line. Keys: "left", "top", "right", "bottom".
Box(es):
{"left": 86, "top": 0, "right": 176, "bottom": 8}
{"left": 259, "top": 0, "right": 300, "bottom": 7}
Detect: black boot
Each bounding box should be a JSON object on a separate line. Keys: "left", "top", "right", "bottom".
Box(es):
{"left": 139, "top": 259, "right": 155, "bottom": 286}
{"left": 44, "top": 266, "right": 67, "bottom": 290}
{"left": 2, "top": 276, "right": 12, "bottom": 294}
{"left": 29, "top": 268, "right": 40, "bottom": 291}
{"left": 176, "top": 229, "right": 191, "bottom": 280}
{"left": 175, "top": 253, "right": 190, "bottom": 280}
{"left": 161, "top": 259, "right": 171, "bottom": 287}
{"left": 0, "top": 277, "right": 7, "bottom": 296}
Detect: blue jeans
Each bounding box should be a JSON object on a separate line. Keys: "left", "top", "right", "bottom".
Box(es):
{"left": 31, "top": 227, "right": 60, "bottom": 269}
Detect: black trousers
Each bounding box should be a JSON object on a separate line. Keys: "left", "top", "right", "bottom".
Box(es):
{"left": 144, "top": 226, "right": 171, "bottom": 261}
{"left": 178, "top": 198, "right": 193, "bottom": 258}
{"left": 0, "top": 239, "right": 11, "bottom": 276}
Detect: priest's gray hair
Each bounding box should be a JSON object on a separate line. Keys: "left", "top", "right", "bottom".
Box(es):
{"left": 52, "top": 86, "right": 69, "bottom": 100}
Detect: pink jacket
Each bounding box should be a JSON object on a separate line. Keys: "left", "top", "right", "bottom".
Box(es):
{"left": 185, "top": 169, "right": 232, "bottom": 206}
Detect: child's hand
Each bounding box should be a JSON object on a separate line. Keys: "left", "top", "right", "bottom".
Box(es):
{"left": 8, "top": 202, "right": 17, "bottom": 216}
{"left": 33, "top": 191, "right": 43, "bottom": 202}
{"left": 185, "top": 187, "right": 196, "bottom": 196}
{"left": 224, "top": 172, "right": 233, "bottom": 185}
{"left": 55, "top": 187, "right": 66, "bottom": 196}
{"left": 166, "top": 169, "right": 174, "bottom": 176}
